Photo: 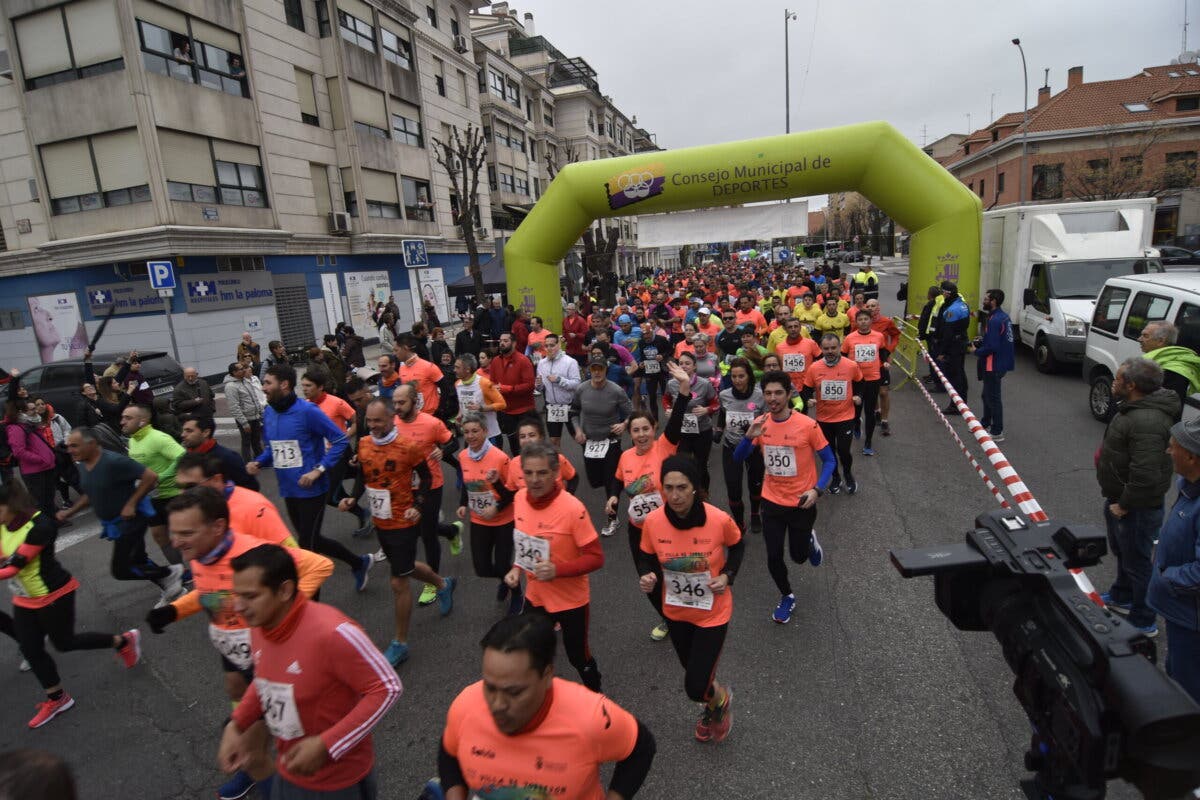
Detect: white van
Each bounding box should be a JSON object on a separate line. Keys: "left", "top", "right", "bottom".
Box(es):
{"left": 1082, "top": 272, "right": 1200, "bottom": 419}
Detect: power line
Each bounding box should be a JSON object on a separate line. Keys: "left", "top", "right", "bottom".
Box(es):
{"left": 795, "top": 0, "right": 821, "bottom": 113}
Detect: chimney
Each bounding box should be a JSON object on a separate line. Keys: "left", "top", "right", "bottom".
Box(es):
{"left": 523, "top": 12, "right": 535, "bottom": 35}
{"left": 1038, "top": 85, "right": 1050, "bottom": 105}
{"left": 1067, "top": 66, "right": 1084, "bottom": 89}
{"left": 490, "top": 3, "right": 509, "bottom": 16}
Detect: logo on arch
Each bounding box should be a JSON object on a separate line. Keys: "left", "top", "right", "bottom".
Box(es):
{"left": 604, "top": 163, "right": 665, "bottom": 210}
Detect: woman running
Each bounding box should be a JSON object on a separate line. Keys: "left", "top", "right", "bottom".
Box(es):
{"left": 665, "top": 350, "right": 717, "bottom": 491}
{"left": 716, "top": 358, "right": 765, "bottom": 534}
{"left": 608, "top": 360, "right": 692, "bottom": 641}
{"left": 0, "top": 482, "right": 140, "bottom": 728}
{"left": 456, "top": 412, "right": 520, "bottom": 615}
{"left": 505, "top": 414, "right": 579, "bottom": 495}
{"left": 636, "top": 455, "right": 743, "bottom": 743}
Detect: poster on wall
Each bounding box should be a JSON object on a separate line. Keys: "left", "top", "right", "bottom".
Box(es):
{"left": 28, "top": 293, "right": 87, "bottom": 363}
{"left": 320, "top": 273, "right": 342, "bottom": 336}
{"left": 344, "top": 271, "right": 392, "bottom": 335}
{"left": 411, "top": 267, "right": 449, "bottom": 326}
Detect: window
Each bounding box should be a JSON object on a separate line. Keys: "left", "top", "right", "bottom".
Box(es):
{"left": 433, "top": 57, "right": 445, "bottom": 97}
{"left": 341, "top": 166, "right": 357, "bottom": 217}
{"left": 978, "top": 178, "right": 985, "bottom": 198}
{"left": 136, "top": 6, "right": 247, "bottom": 98}
{"left": 525, "top": 99, "right": 533, "bottom": 121}
{"left": 1087, "top": 158, "right": 1110, "bottom": 173}
{"left": 1176, "top": 303, "right": 1200, "bottom": 351}
{"left": 488, "top": 70, "right": 505, "bottom": 99}
{"left": 362, "top": 169, "right": 400, "bottom": 218}
{"left": 284, "top": 0, "right": 305, "bottom": 32}
{"left": 1165, "top": 150, "right": 1197, "bottom": 189}
{"left": 310, "top": 163, "right": 332, "bottom": 216}
{"left": 543, "top": 103, "right": 554, "bottom": 127}
{"left": 349, "top": 81, "right": 389, "bottom": 139}
{"left": 604, "top": 117, "right": 612, "bottom": 137}
{"left": 1031, "top": 163, "right": 1063, "bottom": 200}
{"left": 533, "top": 177, "right": 540, "bottom": 199}
{"left": 426, "top": 5, "right": 438, "bottom": 28}
{"left": 1122, "top": 292, "right": 1172, "bottom": 341}
{"left": 997, "top": 171, "right": 1005, "bottom": 194}
{"left": 1120, "top": 155, "right": 1143, "bottom": 178}
{"left": 217, "top": 255, "right": 265, "bottom": 271}
{"left": 41, "top": 129, "right": 151, "bottom": 215}
{"left": 493, "top": 122, "right": 508, "bottom": 149}
{"left": 505, "top": 78, "right": 520, "bottom": 106}
{"left": 15, "top": 0, "right": 124, "bottom": 91}
{"left": 1123, "top": 102, "right": 1151, "bottom": 113}
{"left": 1092, "top": 285, "right": 1130, "bottom": 335}
{"left": 514, "top": 171, "right": 529, "bottom": 196}
{"left": 295, "top": 68, "right": 319, "bottom": 125}
{"left": 450, "top": 11, "right": 460, "bottom": 36}
{"left": 316, "top": 0, "right": 331, "bottom": 37}
{"left": 487, "top": 165, "right": 496, "bottom": 191}
{"left": 459, "top": 71, "right": 469, "bottom": 106}
{"left": 401, "top": 177, "right": 433, "bottom": 221}
{"left": 381, "top": 25, "right": 412, "bottom": 69}
{"left": 1177, "top": 96, "right": 1200, "bottom": 112}
{"left": 392, "top": 106, "right": 423, "bottom": 147}
{"left": 161, "top": 130, "right": 266, "bottom": 208}
{"left": 587, "top": 110, "right": 595, "bottom": 132}
{"left": 354, "top": 121, "right": 389, "bottom": 139}
{"left": 338, "top": 10, "right": 374, "bottom": 52}
{"left": 498, "top": 170, "right": 514, "bottom": 192}
{"left": 448, "top": 193, "right": 480, "bottom": 226}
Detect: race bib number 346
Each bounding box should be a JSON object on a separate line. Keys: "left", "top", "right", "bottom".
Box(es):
{"left": 663, "top": 569, "right": 713, "bottom": 610}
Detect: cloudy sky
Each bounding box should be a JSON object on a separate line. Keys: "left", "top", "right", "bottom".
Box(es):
{"left": 488, "top": 0, "right": 1191, "bottom": 154}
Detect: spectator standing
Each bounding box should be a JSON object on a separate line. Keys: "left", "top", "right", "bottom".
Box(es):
{"left": 377, "top": 313, "right": 396, "bottom": 353}
{"left": 320, "top": 336, "right": 348, "bottom": 390}
{"left": 340, "top": 327, "right": 366, "bottom": 370}
{"left": 170, "top": 367, "right": 215, "bottom": 418}
{"left": 236, "top": 333, "right": 261, "bottom": 371}
{"left": 1096, "top": 357, "right": 1179, "bottom": 637}
{"left": 935, "top": 281, "right": 970, "bottom": 412}
{"left": 972, "top": 289, "right": 1015, "bottom": 441}
{"left": 454, "top": 315, "right": 485, "bottom": 359}
{"left": 1139, "top": 321, "right": 1200, "bottom": 419}
{"left": 259, "top": 340, "right": 289, "bottom": 382}
{"left": 224, "top": 361, "right": 265, "bottom": 460}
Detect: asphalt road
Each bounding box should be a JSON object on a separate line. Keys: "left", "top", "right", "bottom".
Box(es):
{"left": 0, "top": 271, "right": 1148, "bottom": 800}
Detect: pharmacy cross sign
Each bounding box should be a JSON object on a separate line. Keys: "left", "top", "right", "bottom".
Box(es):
{"left": 188, "top": 280, "right": 217, "bottom": 298}
{"left": 92, "top": 289, "right": 113, "bottom": 305}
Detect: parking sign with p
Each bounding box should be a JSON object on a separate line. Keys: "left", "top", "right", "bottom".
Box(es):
{"left": 148, "top": 260, "right": 176, "bottom": 290}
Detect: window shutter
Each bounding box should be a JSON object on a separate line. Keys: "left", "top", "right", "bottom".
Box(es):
{"left": 348, "top": 81, "right": 387, "bottom": 129}
{"left": 190, "top": 19, "right": 241, "bottom": 54}
{"left": 15, "top": 9, "right": 72, "bottom": 78}
{"left": 295, "top": 69, "right": 318, "bottom": 118}
{"left": 212, "top": 140, "right": 261, "bottom": 166}
{"left": 159, "top": 130, "right": 215, "bottom": 185}
{"left": 41, "top": 139, "right": 98, "bottom": 198}
{"left": 338, "top": 0, "right": 375, "bottom": 23}
{"left": 361, "top": 169, "right": 399, "bottom": 203}
{"left": 92, "top": 130, "right": 147, "bottom": 190}
{"left": 326, "top": 78, "right": 345, "bottom": 129}
{"left": 133, "top": 0, "right": 187, "bottom": 33}
{"left": 65, "top": 0, "right": 122, "bottom": 67}
{"left": 310, "top": 164, "right": 331, "bottom": 215}
{"left": 340, "top": 167, "right": 355, "bottom": 193}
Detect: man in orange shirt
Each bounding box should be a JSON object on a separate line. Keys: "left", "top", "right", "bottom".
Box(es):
{"left": 394, "top": 332, "right": 442, "bottom": 415}
{"left": 504, "top": 441, "right": 605, "bottom": 692}
{"left": 734, "top": 294, "right": 768, "bottom": 335}
{"left": 695, "top": 307, "right": 722, "bottom": 339}
{"left": 805, "top": 333, "right": 864, "bottom": 496}
{"left": 175, "top": 451, "right": 297, "bottom": 547}
{"left": 842, "top": 310, "right": 890, "bottom": 456}
{"left": 866, "top": 298, "right": 901, "bottom": 437}
{"left": 433, "top": 614, "right": 655, "bottom": 800}
{"left": 774, "top": 317, "right": 822, "bottom": 393}
{"left": 300, "top": 364, "right": 370, "bottom": 536}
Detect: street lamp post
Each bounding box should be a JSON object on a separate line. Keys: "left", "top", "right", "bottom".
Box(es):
{"left": 1012, "top": 38, "right": 1029, "bottom": 203}
{"left": 785, "top": 9, "right": 797, "bottom": 133}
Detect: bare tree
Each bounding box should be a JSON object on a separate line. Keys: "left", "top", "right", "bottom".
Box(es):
{"left": 582, "top": 224, "right": 621, "bottom": 305}
{"left": 1061, "top": 122, "right": 1193, "bottom": 201}
{"left": 432, "top": 124, "right": 488, "bottom": 303}
{"left": 545, "top": 142, "right": 579, "bottom": 180}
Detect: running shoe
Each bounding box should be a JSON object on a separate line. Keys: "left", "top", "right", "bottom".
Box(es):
{"left": 853, "top": 421, "right": 862, "bottom": 440}
{"left": 772, "top": 594, "right": 796, "bottom": 624}
{"left": 845, "top": 478, "right": 858, "bottom": 495}
{"left": 496, "top": 580, "right": 509, "bottom": 603}
{"left": 942, "top": 404, "right": 960, "bottom": 416}
{"left": 601, "top": 517, "right": 619, "bottom": 537}
{"left": 990, "top": 432, "right": 1006, "bottom": 443}
{"left": 418, "top": 583, "right": 437, "bottom": 606}
{"left": 650, "top": 621, "right": 669, "bottom": 641}
{"left": 1100, "top": 593, "right": 1132, "bottom": 615}
{"left": 507, "top": 584, "right": 525, "bottom": 616}
{"left": 827, "top": 479, "right": 842, "bottom": 495}
{"left": 881, "top": 420, "right": 891, "bottom": 437}
{"left": 155, "top": 564, "right": 186, "bottom": 608}
{"left": 749, "top": 514, "right": 763, "bottom": 534}
{"left": 28, "top": 693, "right": 74, "bottom": 729}
{"left": 372, "top": 548, "right": 387, "bottom": 563}
{"left": 694, "top": 704, "right": 714, "bottom": 743}
{"left": 449, "top": 521, "right": 464, "bottom": 556}
{"left": 419, "top": 779, "right": 447, "bottom": 800}
{"left": 1133, "top": 622, "right": 1159, "bottom": 638}
{"left": 19, "top": 659, "right": 30, "bottom": 672}
{"left": 352, "top": 519, "right": 374, "bottom": 538}
{"left": 384, "top": 640, "right": 410, "bottom": 667}
{"left": 810, "top": 531, "right": 824, "bottom": 567}
{"left": 117, "top": 629, "right": 141, "bottom": 669}
{"left": 437, "top": 577, "right": 457, "bottom": 616}
{"left": 353, "top": 554, "right": 372, "bottom": 593}
{"left": 709, "top": 687, "right": 733, "bottom": 742}
{"left": 862, "top": 447, "right": 876, "bottom": 456}
{"left": 217, "top": 770, "right": 256, "bottom": 800}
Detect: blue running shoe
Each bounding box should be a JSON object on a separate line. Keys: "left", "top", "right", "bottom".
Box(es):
{"left": 419, "top": 779, "right": 446, "bottom": 800}
{"left": 384, "top": 640, "right": 409, "bottom": 667}
{"left": 217, "top": 770, "right": 254, "bottom": 800}
{"left": 809, "top": 531, "right": 824, "bottom": 566}
{"left": 1133, "top": 622, "right": 1158, "bottom": 638}
{"left": 353, "top": 554, "right": 371, "bottom": 593}
{"left": 1100, "top": 592, "right": 1131, "bottom": 615}
{"left": 773, "top": 594, "right": 796, "bottom": 624}
{"left": 862, "top": 447, "right": 876, "bottom": 456}
{"left": 437, "top": 577, "right": 456, "bottom": 616}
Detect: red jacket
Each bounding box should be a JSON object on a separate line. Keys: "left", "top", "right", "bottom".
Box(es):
{"left": 489, "top": 350, "right": 535, "bottom": 414}
{"left": 511, "top": 317, "right": 530, "bottom": 354}
{"left": 562, "top": 313, "right": 590, "bottom": 356}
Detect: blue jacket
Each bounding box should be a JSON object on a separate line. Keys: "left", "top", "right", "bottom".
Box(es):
{"left": 1148, "top": 478, "right": 1200, "bottom": 630}
{"left": 255, "top": 395, "right": 349, "bottom": 499}
{"left": 974, "top": 308, "right": 1015, "bottom": 373}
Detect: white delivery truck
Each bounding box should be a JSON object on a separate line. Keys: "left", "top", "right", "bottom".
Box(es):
{"left": 979, "top": 199, "right": 1162, "bottom": 372}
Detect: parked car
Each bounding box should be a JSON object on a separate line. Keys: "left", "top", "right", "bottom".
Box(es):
{"left": 1083, "top": 273, "right": 1200, "bottom": 420}
{"left": 1165, "top": 233, "right": 1200, "bottom": 251}
{"left": 1155, "top": 245, "right": 1200, "bottom": 268}
{"left": 1, "top": 351, "right": 183, "bottom": 426}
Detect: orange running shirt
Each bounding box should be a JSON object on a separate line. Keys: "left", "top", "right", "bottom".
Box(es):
{"left": 315, "top": 393, "right": 355, "bottom": 432}
{"left": 753, "top": 410, "right": 830, "bottom": 505}
{"left": 804, "top": 357, "right": 863, "bottom": 423}
{"left": 227, "top": 485, "right": 294, "bottom": 545}
{"left": 639, "top": 502, "right": 741, "bottom": 627}
{"left": 398, "top": 356, "right": 443, "bottom": 414}
{"left": 615, "top": 437, "right": 678, "bottom": 525}
{"left": 505, "top": 453, "right": 576, "bottom": 492}
{"left": 396, "top": 412, "right": 453, "bottom": 490}
{"left": 356, "top": 434, "right": 427, "bottom": 530}
{"left": 841, "top": 329, "right": 887, "bottom": 381}
{"left": 458, "top": 445, "right": 514, "bottom": 525}
{"left": 442, "top": 677, "right": 638, "bottom": 800}
{"left": 773, "top": 337, "right": 822, "bottom": 391}
{"left": 512, "top": 489, "right": 598, "bottom": 613}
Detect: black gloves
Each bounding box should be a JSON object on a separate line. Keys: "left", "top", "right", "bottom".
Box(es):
{"left": 145, "top": 604, "right": 178, "bottom": 634}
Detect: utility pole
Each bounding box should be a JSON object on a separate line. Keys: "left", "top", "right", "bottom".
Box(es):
{"left": 1012, "top": 38, "right": 1029, "bottom": 203}
{"left": 784, "top": 9, "right": 797, "bottom": 133}
{"left": 990, "top": 92, "right": 995, "bottom": 123}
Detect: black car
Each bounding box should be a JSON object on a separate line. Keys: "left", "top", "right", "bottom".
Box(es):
{"left": 3, "top": 351, "right": 183, "bottom": 426}
{"left": 1157, "top": 245, "right": 1200, "bottom": 268}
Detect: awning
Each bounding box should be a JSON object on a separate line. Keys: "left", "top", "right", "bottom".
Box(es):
{"left": 447, "top": 254, "right": 506, "bottom": 296}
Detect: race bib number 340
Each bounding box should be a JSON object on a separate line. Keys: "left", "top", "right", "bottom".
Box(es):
{"left": 513, "top": 529, "right": 550, "bottom": 572}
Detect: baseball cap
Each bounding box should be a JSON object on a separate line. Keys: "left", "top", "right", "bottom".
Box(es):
{"left": 618, "top": 314, "right": 633, "bottom": 324}
{"left": 698, "top": 307, "right": 712, "bottom": 315}
{"left": 588, "top": 353, "right": 608, "bottom": 369}
{"left": 941, "top": 280, "right": 958, "bottom": 293}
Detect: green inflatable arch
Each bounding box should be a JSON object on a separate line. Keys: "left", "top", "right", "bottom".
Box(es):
{"left": 504, "top": 120, "right": 982, "bottom": 335}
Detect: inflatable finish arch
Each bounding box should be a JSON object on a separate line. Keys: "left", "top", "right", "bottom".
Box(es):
{"left": 504, "top": 121, "right": 982, "bottom": 335}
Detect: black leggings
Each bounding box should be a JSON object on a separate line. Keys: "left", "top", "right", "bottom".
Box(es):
{"left": 627, "top": 523, "right": 664, "bottom": 619}
{"left": 667, "top": 620, "right": 727, "bottom": 703}
{"left": 854, "top": 381, "right": 881, "bottom": 446}
{"left": 419, "top": 486, "right": 459, "bottom": 574}
{"left": 13, "top": 592, "right": 117, "bottom": 690}
{"left": 760, "top": 499, "right": 817, "bottom": 597}
{"left": 677, "top": 432, "right": 713, "bottom": 491}
{"left": 110, "top": 515, "right": 171, "bottom": 584}
{"left": 22, "top": 470, "right": 58, "bottom": 520}
{"left": 817, "top": 419, "right": 855, "bottom": 483}
{"left": 721, "top": 444, "right": 763, "bottom": 529}
{"left": 582, "top": 443, "right": 622, "bottom": 504}
{"left": 284, "top": 495, "right": 361, "bottom": 571}
{"left": 642, "top": 375, "right": 666, "bottom": 420}
{"left": 527, "top": 603, "right": 601, "bottom": 692}
{"left": 470, "top": 520, "right": 514, "bottom": 579}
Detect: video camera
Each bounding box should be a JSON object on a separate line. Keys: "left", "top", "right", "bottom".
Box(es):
{"left": 891, "top": 508, "right": 1200, "bottom": 800}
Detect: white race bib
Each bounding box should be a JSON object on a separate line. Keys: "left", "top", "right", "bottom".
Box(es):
{"left": 547, "top": 404, "right": 570, "bottom": 423}
{"left": 764, "top": 444, "right": 798, "bottom": 477}
{"left": 209, "top": 625, "right": 252, "bottom": 669}
{"left": 782, "top": 353, "right": 806, "bottom": 373}
{"left": 642, "top": 358, "right": 661, "bottom": 374}
{"left": 663, "top": 568, "right": 714, "bottom": 610}
{"left": 853, "top": 344, "right": 878, "bottom": 363}
{"left": 513, "top": 529, "right": 550, "bottom": 572}
{"left": 255, "top": 678, "right": 305, "bottom": 740}
{"left": 819, "top": 380, "right": 849, "bottom": 402}
{"left": 365, "top": 486, "right": 392, "bottom": 520}
{"left": 456, "top": 384, "right": 483, "bottom": 412}
{"left": 467, "top": 490, "right": 497, "bottom": 515}
{"left": 271, "top": 439, "right": 302, "bottom": 469}
{"left": 682, "top": 414, "right": 700, "bottom": 434}
{"left": 627, "top": 492, "right": 663, "bottom": 524}
{"left": 584, "top": 439, "right": 611, "bottom": 459}
{"left": 726, "top": 411, "right": 754, "bottom": 435}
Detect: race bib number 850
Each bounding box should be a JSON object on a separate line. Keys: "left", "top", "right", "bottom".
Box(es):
{"left": 820, "top": 380, "right": 848, "bottom": 402}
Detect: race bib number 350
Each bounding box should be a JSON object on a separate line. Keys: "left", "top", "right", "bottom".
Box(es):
{"left": 663, "top": 569, "right": 713, "bottom": 610}
{"left": 255, "top": 678, "right": 305, "bottom": 740}
{"left": 764, "top": 445, "right": 797, "bottom": 477}
{"left": 513, "top": 529, "right": 550, "bottom": 572}
{"left": 271, "top": 440, "right": 302, "bottom": 469}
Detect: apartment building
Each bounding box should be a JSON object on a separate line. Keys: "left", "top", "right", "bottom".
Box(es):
{"left": 0, "top": 0, "right": 492, "bottom": 376}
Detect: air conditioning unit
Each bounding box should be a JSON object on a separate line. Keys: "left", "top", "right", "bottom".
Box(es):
{"left": 328, "top": 211, "right": 352, "bottom": 234}
{"left": 453, "top": 34, "right": 469, "bottom": 53}
{"left": 475, "top": 226, "right": 488, "bottom": 239}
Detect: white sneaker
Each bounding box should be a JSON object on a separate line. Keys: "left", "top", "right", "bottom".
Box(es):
{"left": 155, "top": 564, "right": 186, "bottom": 608}
{"left": 601, "top": 518, "right": 619, "bottom": 537}
{"left": 372, "top": 548, "right": 387, "bottom": 563}
{"left": 19, "top": 659, "right": 31, "bottom": 672}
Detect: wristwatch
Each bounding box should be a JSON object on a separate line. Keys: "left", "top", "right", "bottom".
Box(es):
{"left": 315, "top": 464, "right": 326, "bottom": 474}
